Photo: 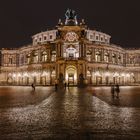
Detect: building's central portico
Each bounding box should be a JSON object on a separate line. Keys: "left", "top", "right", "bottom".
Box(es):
{"left": 55, "top": 11, "right": 87, "bottom": 85}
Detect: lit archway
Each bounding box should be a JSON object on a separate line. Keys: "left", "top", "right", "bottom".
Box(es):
{"left": 65, "top": 66, "right": 77, "bottom": 85}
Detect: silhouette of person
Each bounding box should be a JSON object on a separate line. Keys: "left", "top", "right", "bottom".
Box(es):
{"left": 31, "top": 83, "right": 35, "bottom": 91}
{"left": 111, "top": 84, "right": 115, "bottom": 98}
{"left": 55, "top": 83, "right": 58, "bottom": 91}
{"left": 115, "top": 84, "right": 120, "bottom": 98}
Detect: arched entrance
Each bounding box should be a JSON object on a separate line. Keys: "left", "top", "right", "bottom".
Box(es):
{"left": 65, "top": 66, "right": 77, "bottom": 85}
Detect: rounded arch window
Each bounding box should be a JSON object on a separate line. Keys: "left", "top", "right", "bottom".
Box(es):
{"left": 87, "top": 50, "right": 92, "bottom": 55}
{"left": 87, "top": 50, "right": 92, "bottom": 61}
{"left": 51, "top": 51, "right": 56, "bottom": 61}
{"left": 104, "top": 52, "right": 109, "bottom": 62}
{"left": 112, "top": 53, "right": 116, "bottom": 63}
{"left": 129, "top": 56, "right": 135, "bottom": 64}
{"left": 42, "top": 51, "right": 47, "bottom": 62}
{"left": 95, "top": 51, "right": 101, "bottom": 62}
{"left": 112, "top": 53, "right": 116, "bottom": 57}
{"left": 118, "top": 55, "right": 121, "bottom": 59}
{"left": 33, "top": 51, "right": 39, "bottom": 63}
{"left": 27, "top": 53, "right": 31, "bottom": 64}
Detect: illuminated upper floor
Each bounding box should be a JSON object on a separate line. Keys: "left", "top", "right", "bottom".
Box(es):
{"left": 0, "top": 9, "right": 139, "bottom": 67}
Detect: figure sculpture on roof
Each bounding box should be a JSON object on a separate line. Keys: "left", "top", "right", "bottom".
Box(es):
{"left": 65, "top": 9, "right": 77, "bottom": 20}
{"left": 65, "top": 9, "right": 78, "bottom": 25}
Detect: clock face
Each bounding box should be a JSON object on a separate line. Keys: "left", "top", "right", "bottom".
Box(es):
{"left": 65, "top": 32, "right": 78, "bottom": 42}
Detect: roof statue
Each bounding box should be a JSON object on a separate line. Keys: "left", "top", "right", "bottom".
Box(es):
{"left": 65, "top": 9, "right": 77, "bottom": 20}
{"left": 65, "top": 9, "right": 78, "bottom": 25}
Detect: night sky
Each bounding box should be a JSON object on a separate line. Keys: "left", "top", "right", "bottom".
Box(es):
{"left": 0, "top": 0, "right": 140, "bottom": 49}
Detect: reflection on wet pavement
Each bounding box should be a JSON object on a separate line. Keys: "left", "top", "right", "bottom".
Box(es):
{"left": 0, "top": 86, "right": 53, "bottom": 108}
{"left": 92, "top": 86, "right": 140, "bottom": 107}
{"left": 0, "top": 86, "right": 140, "bottom": 139}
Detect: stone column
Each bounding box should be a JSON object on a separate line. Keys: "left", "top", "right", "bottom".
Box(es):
{"left": 92, "top": 48, "right": 95, "bottom": 62}
{"left": 56, "top": 63, "right": 59, "bottom": 80}
{"left": 83, "top": 44, "right": 86, "bottom": 57}
{"left": 48, "top": 49, "right": 51, "bottom": 61}
{"left": 101, "top": 48, "right": 104, "bottom": 62}
{"left": 110, "top": 51, "right": 112, "bottom": 63}
{"left": 81, "top": 43, "right": 83, "bottom": 57}
{"left": 38, "top": 49, "right": 41, "bottom": 63}
{"left": 123, "top": 53, "right": 126, "bottom": 66}
{"left": 57, "top": 43, "right": 61, "bottom": 57}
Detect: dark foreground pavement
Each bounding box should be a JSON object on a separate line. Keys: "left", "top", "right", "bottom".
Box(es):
{"left": 0, "top": 86, "right": 140, "bottom": 140}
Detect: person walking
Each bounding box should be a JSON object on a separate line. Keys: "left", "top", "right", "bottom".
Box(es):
{"left": 115, "top": 84, "right": 120, "bottom": 98}
{"left": 55, "top": 83, "right": 58, "bottom": 91}
{"left": 64, "top": 82, "right": 67, "bottom": 90}
{"left": 111, "top": 84, "right": 115, "bottom": 98}
{"left": 31, "top": 83, "right": 35, "bottom": 91}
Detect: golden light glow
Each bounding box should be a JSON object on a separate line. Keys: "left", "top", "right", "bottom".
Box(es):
{"left": 95, "top": 71, "right": 101, "bottom": 76}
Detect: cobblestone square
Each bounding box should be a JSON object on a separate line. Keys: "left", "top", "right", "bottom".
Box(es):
{"left": 0, "top": 86, "right": 140, "bottom": 140}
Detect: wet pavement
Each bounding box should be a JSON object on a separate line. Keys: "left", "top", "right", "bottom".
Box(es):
{"left": 91, "top": 86, "right": 140, "bottom": 107}
{"left": 0, "top": 86, "right": 140, "bottom": 140}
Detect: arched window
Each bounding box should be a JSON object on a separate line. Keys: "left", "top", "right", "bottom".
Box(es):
{"left": 33, "top": 51, "right": 39, "bottom": 63}
{"left": 51, "top": 51, "right": 56, "bottom": 61}
{"left": 9, "top": 57, "right": 13, "bottom": 64}
{"left": 42, "top": 51, "right": 47, "bottom": 62}
{"left": 65, "top": 46, "right": 79, "bottom": 59}
{"left": 87, "top": 70, "right": 91, "bottom": 76}
{"left": 118, "top": 55, "right": 121, "bottom": 64}
{"left": 27, "top": 54, "right": 31, "bottom": 64}
{"left": 104, "top": 52, "right": 109, "bottom": 63}
{"left": 86, "top": 50, "right": 92, "bottom": 61}
{"left": 95, "top": 51, "right": 101, "bottom": 62}
{"left": 112, "top": 53, "right": 116, "bottom": 64}
{"left": 129, "top": 56, "right": 135, "bottom": 64}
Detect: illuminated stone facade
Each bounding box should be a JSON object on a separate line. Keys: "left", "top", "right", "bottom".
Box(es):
{"left": 0, "top": 9, "right": 140, "bottom": 85}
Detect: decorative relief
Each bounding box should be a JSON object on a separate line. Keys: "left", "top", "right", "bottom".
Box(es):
{"left": 64, "top": 32, "right": 79, "bottom": 42}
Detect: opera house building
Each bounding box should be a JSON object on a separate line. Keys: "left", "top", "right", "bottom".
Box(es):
{"left": 0, "top": 9, "right": 140, "bottom": 86}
